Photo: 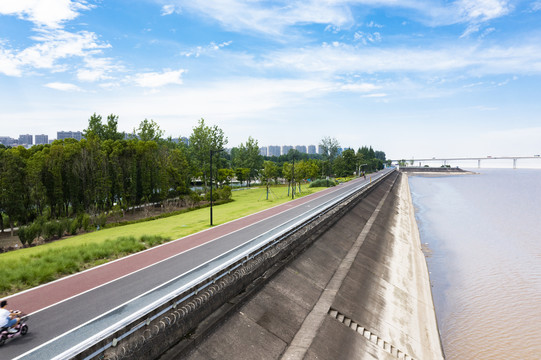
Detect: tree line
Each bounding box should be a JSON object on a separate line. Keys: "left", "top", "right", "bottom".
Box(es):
{"left": 0, "top": 115, "right": 386, "bottom": 239}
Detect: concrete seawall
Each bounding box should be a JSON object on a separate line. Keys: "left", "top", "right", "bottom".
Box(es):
{"left": 169, "top": 173, "right": 444, "bottom": 360}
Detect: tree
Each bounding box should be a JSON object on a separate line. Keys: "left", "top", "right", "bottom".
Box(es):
{"left": 282, "top": 162, "right": 293, "bottom": 197}
{"left": 374, "top": 150, "right": 386, "bottom": 162}
{"left": 0, "top": 148, "right": 28, "bottom": 235}
{"left": 341, "top": 148, "right": 357, "bottom": 175}
{"left": 217, "top": 168, "right": 235, "bottom": 187}
{"left": 261, "top": 161, "right": 278, "bottom": 200}
{"left": 234, "top": 168, "right": 249, "bottom": 187}
{"left": 84, "top": 113, "right": 124, "bottom": 141}
{"left": 233, "top": 137, "right": 263, "bottom": 187}
{"left": 104, "top": 114, "right": 124, "bottom": 141}
{"left": 167, "top": 147, "right": 191, "bottom": 196}
{"left": 26, "top": 148, "right": 48, "bottom": 217}
{"left": 189, "top": 119, "right": 228, "bottom": 189}
{"left": 319, "top": 137, "right": 340, "bottom": 161}
{"left": 136, "top": 119, "right": 164, "bottom": 142}
{"left": 319, "top": 136, "right": 340, "bottom": 176}
{"left": 83, "top": 113, "right": 104, "bottom": 140}
{"left": 333, "top": 155, "right": 347, "bottom": 177}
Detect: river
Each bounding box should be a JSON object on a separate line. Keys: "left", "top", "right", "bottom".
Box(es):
{"left": 408, "top": 168, "right": 541, "bottom": 360}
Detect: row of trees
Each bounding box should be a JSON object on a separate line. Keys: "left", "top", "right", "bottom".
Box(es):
{"left": 0, "top": 116, "right": 386, "bottom": 236}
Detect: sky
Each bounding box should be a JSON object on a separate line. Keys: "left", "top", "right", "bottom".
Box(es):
{"left": 1, "top": 0, "right": 541, "bottom": 161}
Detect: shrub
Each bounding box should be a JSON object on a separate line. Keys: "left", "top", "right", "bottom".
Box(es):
{"left": 309, "top": 179, "right": 336, "bottom": 188}
{"left": 92, "top": 213, "right": 108, "bottom": 229}
{"left": 17, "top": 226, "right": 29, "bottom": 247}
{"left": 27, "top": 222, "right": 41, "bottom": 246}
{"left": 57, "top": 219, "right": 69, "bottom": 238}
{"left": 43, "top": 221, "right": 58, "bottom": 241}
{"left": 81, "top": 213, "right": 91, "bottom": 232}
{"left": 69, "top": 218, "right": 79, "bottom": 235}
{"left": 217, "top": 186, "right": 232, "bottom": 201}
{"left": 189, "top": 191, "right": 202, "bottom": 206}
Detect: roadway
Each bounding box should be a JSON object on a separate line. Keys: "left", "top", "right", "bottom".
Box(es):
{"left": 3, "top": 169, "right": 392, "bottom": 359}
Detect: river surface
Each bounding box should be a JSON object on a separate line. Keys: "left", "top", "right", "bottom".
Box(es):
{"left": 408, "top": 169, "right": 541, "bottom": 360}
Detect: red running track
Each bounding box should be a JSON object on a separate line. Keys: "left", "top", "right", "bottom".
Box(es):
{"left": 5, "top": 183, "right": 351, "bottom": 315}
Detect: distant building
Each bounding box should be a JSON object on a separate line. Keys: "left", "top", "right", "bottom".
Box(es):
{"left": 318, "top": 145, "right": 324, "bottom": 155}
{"left": 268, "top": 145, "right": 281, "bottom": 157}
{"left": 57, "top": 131, "right": 83, "bottom": 141}
{"left": 18, "top": 134, "right": 33, "bottom": 145}
{"left": 259, "top": 146, "right": 268, "bottom": 156}
{"left": 35, "top": 134, "right": 48, "bottom": 145}
{"left": 0, "top": 136, "right": 16, "bottom": 146}
{"left": 295, "top": 145, "right": 307, "bottom": 154}
{"left": 282, "top": 145, "right": 293, "bottom": 155}
{"left": 308, "top": 145, "right": 316, "bottom": 154}
{"left": 179, "top": 136, "right": 189, "bottom": 146}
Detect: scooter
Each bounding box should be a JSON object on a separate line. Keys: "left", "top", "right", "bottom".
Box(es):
{"left": 0, "top": 311, "right": 29, "bottom": 346}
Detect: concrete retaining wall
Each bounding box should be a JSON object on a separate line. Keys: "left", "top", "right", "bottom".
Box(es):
{"left": 79, "top": 172, "right": 396, "bottom": 360}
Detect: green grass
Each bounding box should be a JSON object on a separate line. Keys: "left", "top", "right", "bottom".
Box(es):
{"left": 0, "top": 184, "right": 322, "bottom": 296}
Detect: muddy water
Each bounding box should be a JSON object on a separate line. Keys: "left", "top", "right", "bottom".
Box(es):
{"left": 408, "top": 169, "right": 541, "bottom": 360}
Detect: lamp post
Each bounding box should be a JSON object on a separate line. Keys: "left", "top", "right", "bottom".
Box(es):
{"left": 291, "top": 157, "right": 295, "bottom": 199}
{"left": 210, "top": 148, "right": 224, "bottom": 226}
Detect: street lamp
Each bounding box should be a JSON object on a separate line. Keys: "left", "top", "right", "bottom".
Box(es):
{"left": 291, "top": 157, "right": 295, "bottom": 199}
{"left": 210, "top": 148, "right": 225, "bottom": 226}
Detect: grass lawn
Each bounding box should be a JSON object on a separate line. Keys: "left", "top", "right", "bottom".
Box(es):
{"left": 0, "top": 184, "right": 324, "bottom": 296}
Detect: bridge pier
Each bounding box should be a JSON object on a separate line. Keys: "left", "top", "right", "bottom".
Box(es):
{"left": 513, "top": 158, "right": 517, "bottom": 169}
{"left": 478, "top": 159, "right": 481, "bottom": 169}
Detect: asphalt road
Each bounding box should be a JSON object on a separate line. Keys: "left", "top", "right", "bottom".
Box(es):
{"left": 3, "top": 170, "right": 392, "bottom": 359}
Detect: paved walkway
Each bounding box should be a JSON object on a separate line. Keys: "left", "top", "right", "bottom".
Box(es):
{"left": 6, "top": 182, "right": 349, "bottom": 315}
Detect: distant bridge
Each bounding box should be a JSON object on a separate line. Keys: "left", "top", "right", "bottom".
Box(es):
{"left": 391, "top": 156, "right": 541, "bottom": 169}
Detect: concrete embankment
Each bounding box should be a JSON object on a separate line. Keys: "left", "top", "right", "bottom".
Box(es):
{"left": 168, "top": 173, "right": 444, "bottom": 360}
{"left": 399, "top": 166, "right": 474, "bottom": 176}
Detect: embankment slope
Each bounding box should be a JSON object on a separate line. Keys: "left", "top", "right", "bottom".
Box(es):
{"left": 176, "top": 173, "right": 443, "bottom": 360}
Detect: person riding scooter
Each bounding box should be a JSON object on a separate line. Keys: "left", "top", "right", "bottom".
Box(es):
{"left": 0, "top": 300, "right": 19, "bottom": 333}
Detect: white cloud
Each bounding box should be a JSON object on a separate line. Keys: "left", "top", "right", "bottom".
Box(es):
{"left": 340, "top": 83, "right": 380, "bottom": 92}
{"left": 262, "top": 41, "right": 541, "bottom": 76}
{"left": 532, "top": 1, "right": 541, "bottom": 11}
{"left": 365, "top": 21, "right": 383, "bottom": 28}
{"left": 180, "top": 41, "right": 232, "bottom": 57}
{"left": 44, "top": 82, "right": 82, "bottom": 91}
{"left": 77, "top": 57, "right": 123, "bottom": 82}
{"left": 167, "top": 0, "right": 352, "bottom": 37}
{"left": 164, "top": 0, "right": 513, "bottom": 38}
{"left": 361, "top": 93, "right": 387, "bottom": 98}
{"left": 0, "top": 0, "right": 92, "bottom": 29}
{"left": 161, "top": 4, "right": 177, "bottom": 16}
{"left": 0, "top": 1, "right": 119, "bottom": 82}
{"left": 0, "top": 47, "right": 22, "bottom": 76}
{"left": 354, "top": 31, "right": 382, "bottom": 44}
{"left": 132, "top": 69, "right": 186, "bottom": 88}
{"left": 456, "top": 0, "right": 511, "bottom": 22}
{"left": 0, "top": 28, "right": 112, "bottom": 77}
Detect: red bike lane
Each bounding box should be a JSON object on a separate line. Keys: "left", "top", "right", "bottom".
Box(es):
{"left": 5, "top": 182, "right": 354, "bottom": 315}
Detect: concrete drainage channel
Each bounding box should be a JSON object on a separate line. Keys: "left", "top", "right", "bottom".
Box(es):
{"left": 328, "top": 308, "right": 415, "bottom": 360}
{"left": 79, "top": 171, "right": 397, "bottom": 360}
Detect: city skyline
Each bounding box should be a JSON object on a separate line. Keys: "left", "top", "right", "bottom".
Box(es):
{"left": 0, "top": 130, "right": 346, "bottom": 157}
{"left": 1, "top": 1, "right": 541, "bottom": 160}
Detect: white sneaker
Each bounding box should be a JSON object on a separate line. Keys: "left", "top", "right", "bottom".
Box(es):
{"left": 8, "top": 328, "right": 18, "bottom": 333}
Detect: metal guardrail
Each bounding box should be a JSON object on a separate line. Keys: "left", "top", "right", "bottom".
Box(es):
{"left": 25, "top": 169, "right": 395, "bottom": 360}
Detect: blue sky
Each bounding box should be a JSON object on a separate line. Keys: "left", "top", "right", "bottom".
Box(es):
{"left": 1, "top": 0, "right": 541, "bottom": 160}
